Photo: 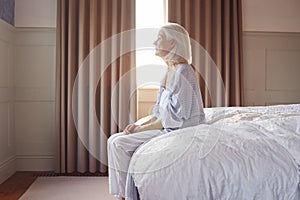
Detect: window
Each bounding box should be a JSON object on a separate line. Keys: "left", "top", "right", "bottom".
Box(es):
{"left": 136, "top": 0, "right": 167, "bottom": 88}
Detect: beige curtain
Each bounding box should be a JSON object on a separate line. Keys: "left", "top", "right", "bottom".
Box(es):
{"left": 56, "top": 0, "right": 136, "bottom": 174}
{"left": 168, "top": 0, "right": 243, "bottom": 107}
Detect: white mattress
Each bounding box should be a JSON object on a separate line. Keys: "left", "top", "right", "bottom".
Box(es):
{"left": 128, "top": 104, "right": 300, "bottom": 200}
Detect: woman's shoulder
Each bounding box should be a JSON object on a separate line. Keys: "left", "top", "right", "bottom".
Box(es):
{"left": 176, "top": 63, "right": 194, "bottom": 73}
{"left": 176, "top": 64, "right": 197, "bottom": 80}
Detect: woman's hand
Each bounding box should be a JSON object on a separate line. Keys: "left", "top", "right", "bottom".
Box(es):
{"left": 123, "top": 124, "right": 144, "bottom": 135}
{"left": 123, "top": 117, "right": 163, "bottom": 135}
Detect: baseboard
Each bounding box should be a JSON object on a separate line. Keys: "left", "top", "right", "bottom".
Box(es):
{"left": 16, "top": 155, "right": 55, "bottom": 171}
{"left": 0, "top": 156, "right": 16, "bottom": 184}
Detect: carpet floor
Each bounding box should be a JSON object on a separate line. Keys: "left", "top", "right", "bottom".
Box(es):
{"left": 19, "top": 176, "right": 115, "bottom": 200}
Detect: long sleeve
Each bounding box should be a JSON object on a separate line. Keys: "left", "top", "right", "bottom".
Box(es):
{"left": 151, "top": 87, "right": 163, "bottom": 119}
{"left": 153, "top": 64, "right": 205, "bottom": 132}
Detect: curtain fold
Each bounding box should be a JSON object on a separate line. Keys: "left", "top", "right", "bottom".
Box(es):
{"left": 168, "top": 0, "right": 243, "bottom": 107}
{"left": 56, "top": 0, "right": 136, "bottom": 174}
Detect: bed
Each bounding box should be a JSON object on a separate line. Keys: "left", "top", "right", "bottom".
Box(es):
{"left": 126, "top": 104, "right": 300, "bottom": 200}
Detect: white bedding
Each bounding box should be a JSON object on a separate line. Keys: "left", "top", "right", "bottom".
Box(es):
{"left": 128, "top": 104, "right": 300, "bottom": 200}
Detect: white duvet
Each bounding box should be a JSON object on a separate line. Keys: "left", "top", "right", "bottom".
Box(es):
{"left": 128, "top": 104, "right": 300, "bottom": 200}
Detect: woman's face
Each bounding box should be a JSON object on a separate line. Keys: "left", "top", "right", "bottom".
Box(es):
{"left": 153, "top": 31, "right": 175, "bottom": 57}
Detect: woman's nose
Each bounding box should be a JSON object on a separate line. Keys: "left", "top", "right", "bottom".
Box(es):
{"left": 153, "top": 40, "right": 157, "bottom": 45}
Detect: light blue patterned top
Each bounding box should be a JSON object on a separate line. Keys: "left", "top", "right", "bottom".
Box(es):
{"left": 152, "top": 64, "right": 205, "bottom": 132}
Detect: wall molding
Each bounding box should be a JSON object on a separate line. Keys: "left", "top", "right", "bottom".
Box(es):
{"left": 0, "top": 18, "right": 16, "bottom": 184}
{"left": 13, "top": 27, "right": 56, "bottom": 172}
{"left": 16, "top": 155, "right": 55, "bottom": 171}
{"left": 243, "top": 31, "right": 300, "bottom": 106}
{"left": 243, "top": 31, "right": 300, "bottom": 37}
{"left": 0, "top": 155, "right": 16, "bottom": 169}
{"left": 0, "top": 19, "right": 15, "bottom": 40}
{"left": 0, "top": 156, "right": 16, "bottom": 184}
{"left": 0, "top": 88, "right": 10, "bottom": 102}
{"left": 14, "top": 27, "right": 56, "bottom": 46}
{"left": 0, "top": 22, "right": 57, "bottom": 184}
{"left": 14, "top": 87, "right": 55, "bottom": 102}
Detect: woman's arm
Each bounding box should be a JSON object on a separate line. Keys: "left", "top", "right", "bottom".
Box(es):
{"left": 134, "top": 115, "right": 156, "bottom": 126}
{"left": 124, "top": 84, "right": 165, "bottom": 134}
{"left": 124, "top": 117, "right": 163, "bottom": 134}
{"left": 140, "top": 118, "right": 163, "bottom": 131}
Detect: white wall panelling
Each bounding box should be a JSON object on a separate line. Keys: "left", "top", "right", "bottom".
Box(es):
{"left": 243, "top": 32, "right": 300, "bottom": 106}
{"left": 0, "top": 19, "right": 56, "bottom": 184}
{"left": 0, "top": 20, "right": 16, "bottom": 184}
{"left": 14, "top": 28, "right": 56, "bottom": 171}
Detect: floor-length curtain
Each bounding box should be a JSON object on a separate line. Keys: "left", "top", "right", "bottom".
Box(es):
{"left": 56, "top": 0, "right": 136, "bottom": 174}
{"left": 168, "top": 0, "right": 243, "bottom": 107}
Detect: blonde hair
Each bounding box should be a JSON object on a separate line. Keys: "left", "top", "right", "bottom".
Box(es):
{"left": 160, "top": 23, "right": 192, "bottom": 65}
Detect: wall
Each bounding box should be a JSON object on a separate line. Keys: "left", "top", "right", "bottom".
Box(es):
{"left": 0, "top": 0, "right": 14, "bottom": 25}
{"left": 0, "top": 0, "right": 56, "bottom": 182}
{"left": 242, "top": 0, "right": 300, "bottom": 32}
{"left": 243, "top": 32, "right": 300, "bottom": 105}
{"left": 13, "top": 0, "right": 56, "bottom": 171}
{"left": 14, "top": 28, "right": 56, "bottom": 171}
{"left": 15, "top": 0, "right": 56, "bottom": 27}
{"left": 0, "top": 20, "right": 16, "bottom": 184}
{"left": 242, "top": 0, "right": 300, "bottom": 106}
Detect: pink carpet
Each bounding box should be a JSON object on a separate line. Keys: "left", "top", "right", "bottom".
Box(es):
{"left": 19, "top": 176, "right": 115, "bottom": 200}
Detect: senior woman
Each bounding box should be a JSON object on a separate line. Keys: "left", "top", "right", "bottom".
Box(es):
{"left": 107, "top": 23, "right": 205, "bottom": 200}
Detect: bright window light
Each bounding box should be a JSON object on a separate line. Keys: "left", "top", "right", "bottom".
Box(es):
{"left": 136, "top": 0, "right": 167, "bottom": 88}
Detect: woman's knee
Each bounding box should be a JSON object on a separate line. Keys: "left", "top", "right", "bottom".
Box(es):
{"left": 107, "top": 132, "right": 123, "bottom": 148}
